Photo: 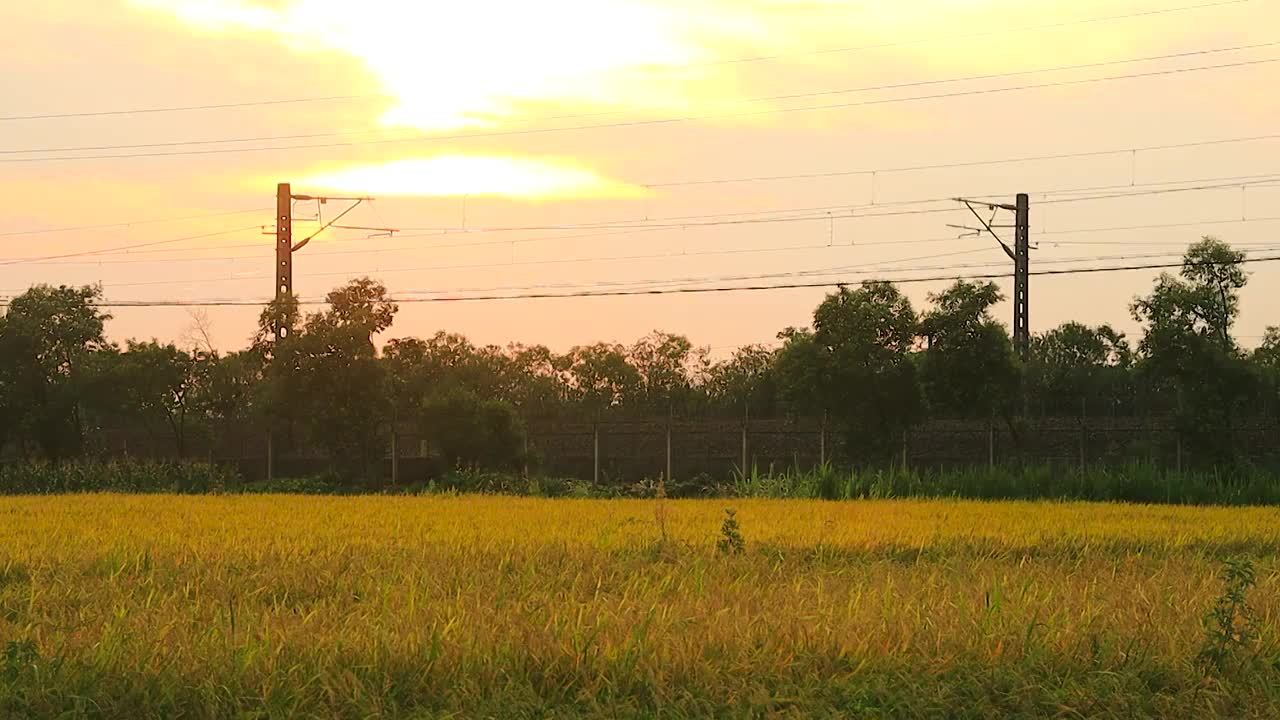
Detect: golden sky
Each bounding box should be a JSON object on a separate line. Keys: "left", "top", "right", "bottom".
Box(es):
{"left": 1, "top": 0, "right": 1278, "bottom": 352}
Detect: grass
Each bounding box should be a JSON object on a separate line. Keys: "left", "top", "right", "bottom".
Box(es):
{"left": 1, "top": 495, "right": 1279, "bottom": 717}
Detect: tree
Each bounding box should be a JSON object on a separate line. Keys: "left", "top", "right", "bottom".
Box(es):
{"left": 266, "top": 279, "right": 398, "bottom": 482}
{"left": 920, "top": 280, "right": 1021, "bottom": 423}
{"left": 419, "top": 389, "right": 526, "bottom": 471}
{"left": 564, "top": 343, "right": 641, "bottom": 415}
{"left": 1027, "top": 322, "right": 1134, "bottom": 416}
{"left": 1254, "top": 328, "right": 1280, "bottom": 417}
{"left": 704, "top": 345, "right": 779, "bottom": 415}
{"left": 807, "top": 282, "right": 925, "bottom": 460}
{"left": 0, "top": 284, "right": 111, "bottom": 458}
{"left": 1131, "top": 237, "right": 1256, "bottom": 464}
{"left": 193, "top": 349, "right": 264, "bottom": 459}
{"left": 628, "top": 331, "right": 707, "bottom": 413}
{"left": 111, "top": 340, "right": 198, "bottom": 456}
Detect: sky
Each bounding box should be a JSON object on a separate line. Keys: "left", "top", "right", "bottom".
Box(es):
{"left": 1, "top": 0, "right": 1278, "bottom": 355}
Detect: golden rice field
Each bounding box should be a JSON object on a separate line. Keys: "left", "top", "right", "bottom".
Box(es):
{"left": 2, "top": 496, "right": 1279, "bottom": 718}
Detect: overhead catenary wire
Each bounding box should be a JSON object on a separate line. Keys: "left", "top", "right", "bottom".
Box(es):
{"left": 5, "top": 56, "right": 1279, "bottom": 164}
{"left": 7, "top": 39, "right": 1278, "bottom": 157}
{"left": 0, "top": 226, "right": 265, "bottom": 266}
{"left": 0, "top": 207, "right": 273, "bottom": 239}
{"left": 0, "top": 0, "right": 1246, "bottom": 126}
{"left": 12, "top": 255, "right": 1277, "bottom": 308}
{"left": 6, "top": 172, "right": 1278, "bottom": 268}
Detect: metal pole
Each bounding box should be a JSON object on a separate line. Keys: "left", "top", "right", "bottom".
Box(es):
{"left": 665, "top": 410, "right": 673, "bottom": 484}
{"left": 266, "top": 433, "right": 274, "bottom": 483}
{"left": 741, "top": 407, "right": 749, "bottom": 474}
{"left": 275, "top": 183, "right": 293, "bottom": 341}
{"left": 390, "top": 428, "right": 399, "bottom": 486}
{"left": 1014, "top": 193, "right": 1031, "bottom": 360}
{"left": 819, "top": 412, "right": 827, "bottom": 467}
{"left": 593, "top": 423, "right": 600, "bottom": 486}
{"left": 988, "top": 425, "right": 995, "bottom": 469}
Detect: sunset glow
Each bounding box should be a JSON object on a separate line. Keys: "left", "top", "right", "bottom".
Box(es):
{"left": 298, "top": 155, "right": 646, "bottom": 199}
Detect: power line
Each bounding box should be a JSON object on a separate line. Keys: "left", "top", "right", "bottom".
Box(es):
{"left": 8, "top": 40, "right": 1277, "bottom": 157}
{"left": 9, "top": 173, "right": 1278, "bottom": 268}
{"left": 15, "top": 254, "right": 1278, "bottom": 308}
{"left": 0, "top": 207, "right": 271, "bottom": 239}
{"left": 0, "top": 95, "right": 383, "bottom": 122}
{"left": 646, "top": 132, "right": 1280, "bottom": 188}
{"left": 0, "top": 226, "right": 263, "bottom": 266}
{"left": 6, "top": 56, "right": 1277, "bottom": 164}
{"left": 654, "top": 0, "right": 1254, "bottom": 70}
{"left": 1, "top": 0, "right": 1243, "bottom": 127}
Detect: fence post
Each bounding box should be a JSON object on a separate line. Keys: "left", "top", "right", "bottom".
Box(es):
{"left": 390, "top": 428, "right": 399, "bottom": 486}
{"left": 819, "top": 412, "right": 827, "bottom": 467}
{"left": 988, "top": 424, "right": 995, "bottom": 469}
{"left": 665, "top": 412, "right": 673, "bottom": 484}
{"left": 593, "top": 423, "right": 600, "bottom": 486}
{"left": 1079, "top": 423, "right": 1086, "bottom": 471}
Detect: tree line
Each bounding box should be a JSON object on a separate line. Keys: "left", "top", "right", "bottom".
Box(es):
{"left": 1, "top": 237, "right": 1276, "bottom": 479}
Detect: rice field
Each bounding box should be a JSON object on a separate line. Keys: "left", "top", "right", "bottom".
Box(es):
{"left": 2, "top": 495, "right": 1279, "bottom": 718}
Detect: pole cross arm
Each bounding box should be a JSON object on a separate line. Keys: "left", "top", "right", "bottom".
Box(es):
{"left": 957, "top": 198, "right": 1016, "bottom": 260}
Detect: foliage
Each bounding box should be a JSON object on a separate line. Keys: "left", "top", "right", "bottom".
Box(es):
{"left": 1131, "top": 238, "right": 1258, "bottom": 465}
{"left": 920, "top": 280, "right": 1021, "bottom": 421}
{"left": 1027, "top": 322, "right": 1134, "bottom": 415}
{"left": 265, "top": 279, "right": 398, "bottom": 482}
{"left": 0, "top": 284, "right": 111, "bottom": 458}
{"left": 418, "top": 389, "right": 526, "bottom": 471}
{"left": 5, "top": 238, "right": 1280, "bottom": 484}
{"left": 1198, "top": 557, "right": 1260, "bottom": 672}
{"left": 716, "top": 508, "right": 745, "bottom": 554}
{"left": 0, "top": 460, "right": 236, "bottom": 494}
{"left": 811, "top": 282, "right": 925, "bottom": 461}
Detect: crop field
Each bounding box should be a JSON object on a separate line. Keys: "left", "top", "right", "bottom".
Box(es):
{"left": 2, "top": 496, "right": 1279, "bottom": 718}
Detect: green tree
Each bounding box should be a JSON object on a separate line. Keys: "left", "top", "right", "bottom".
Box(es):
{"left": 564, "top": 343, "right": 641, "bottom": 415}
{"left": 628, "top": 331, "right": 707, "bottom": 413}
{"left": 920, "top": 280, "right": 1021, "bottom": 422}
{"left": 1131, "top": 237, "right": 1256, "bottom": 464}
{"left": 1027, "top": 322, "right": 1133, "bottom": 416}
{"left": 111, "top": 340, "right": 198, "bottom": 456}
{"left": 704, "top": 344, "right": 779, "bottom": 415}
{"left": 0, "top": 284, "right": 111, "bottom": 458}
{"left": 809, "top": 282, "right": 925, "bottom": 460}
{"left": 266, "top": 279, "right": 398, "bottom": 482}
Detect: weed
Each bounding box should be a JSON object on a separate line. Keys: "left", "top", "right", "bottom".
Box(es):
{"left": 1197, "top": 557, "right": 1260, "bottom": 672}
{"left": 716, "top": 508, "right": 745, "bottom": 555}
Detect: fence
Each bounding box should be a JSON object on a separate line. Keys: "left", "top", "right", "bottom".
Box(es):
{"left": 82, "top": 414, "right": 1280, "bottom": 484}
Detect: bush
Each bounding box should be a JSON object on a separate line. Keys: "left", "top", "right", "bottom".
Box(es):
{"left": 419, "top": 390, "right": 526, "bottom": 471}
{"left": 0, "top": 460, "right": 237, "bottom": 495}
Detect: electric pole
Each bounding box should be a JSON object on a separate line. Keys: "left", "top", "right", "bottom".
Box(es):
{"left": 1013, "top": 193, "right": 1030, "bottom": 360}
{"left": 270, "top": 182, "right": 387, "bottom": 341}
{"left": 274, "top": 182, "right": 293, "bottom": 341}
{"left": 951, "top": 193, "right": 1033, "bottom": 361}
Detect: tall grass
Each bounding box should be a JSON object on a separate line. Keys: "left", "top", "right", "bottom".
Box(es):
{"left": 731, "top": 461, "right": 1280, "bottom": 506}
{"left": 0, "top": 460, "right": 236, "bottom": 495}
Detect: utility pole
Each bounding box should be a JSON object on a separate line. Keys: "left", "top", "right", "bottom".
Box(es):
{"left": 1013, "top": 193, "right": 1031, "bottom": 359}
{"left": 951, "top": 194, "right": 1033, "bottom": 361}
{"left": 270, "top": 183, "right": 387, "bottom": 340}
{"left": 274, "top": 183, "right": 293, "bottom": 341}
